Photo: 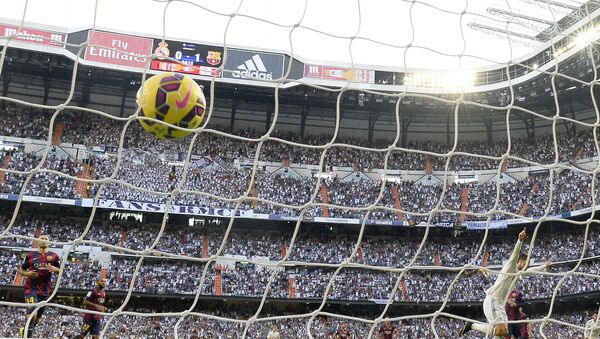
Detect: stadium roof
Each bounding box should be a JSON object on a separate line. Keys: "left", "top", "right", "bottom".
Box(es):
{"left": 6, "top": 0, "right": 598, "bottom": 70}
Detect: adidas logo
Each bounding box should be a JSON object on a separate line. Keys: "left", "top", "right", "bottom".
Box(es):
{"left": 232, "top": 54, "right": 273, "bottom": 80}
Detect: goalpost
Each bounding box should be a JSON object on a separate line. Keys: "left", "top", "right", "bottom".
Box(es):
{"left": 1, "top": 0, "right": 600, "bottom": 338}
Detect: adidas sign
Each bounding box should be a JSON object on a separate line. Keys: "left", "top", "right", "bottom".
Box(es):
{"left": 232, "top": 54, "right": 273, "bottom": 80}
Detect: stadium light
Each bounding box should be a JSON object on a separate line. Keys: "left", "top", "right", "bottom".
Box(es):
{"left": 551, "top": 26, "right": 600, "bottom": 59}
{"left": 575, "top": 26, "right": 599, "bottom": 47}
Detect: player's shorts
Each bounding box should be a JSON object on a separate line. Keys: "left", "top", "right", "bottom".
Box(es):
{"left": 507, "top": 322, "right": 521, "bottom": 337}
{"left": 82, "top": 317, "right": 102, "bottom": 336}
{"left": 24, "top": 293, "right": 47, "bottom": 304}
{"left": 483, "top": 295, "right": 508, "bottom": 325}
{"left": 24, "top": 293, "right": 48, "bottom": 316}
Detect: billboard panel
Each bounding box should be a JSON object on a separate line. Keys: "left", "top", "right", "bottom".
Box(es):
{"left": 84, "top": 31, "right": 153, "bottom": 68}
{"left": 149, "top": 60, "right": 221, "bottom": 76}
{"left": 0, "top": 24, "right": 65, "bottom": 47}
{"left": 223, "top": 49, "right": 284, "bottom": 81}
{"left": 304, "top": 64, "right": 375, "bottom": 84}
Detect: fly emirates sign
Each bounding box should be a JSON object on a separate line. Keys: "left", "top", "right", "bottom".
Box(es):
{"left": 85, "top": 31, "right": 153, "bottom": 68}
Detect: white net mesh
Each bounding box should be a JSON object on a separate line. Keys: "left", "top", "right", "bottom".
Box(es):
{"left": 1, "top": 0, "right": 600, "bottom": 338}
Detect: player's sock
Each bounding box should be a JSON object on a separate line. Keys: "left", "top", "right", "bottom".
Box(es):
{"left": 20, "top": 327, "right": 33, "bottom": 338}
{"left": 471, "top": 323, "right": 493, "bottom": 335}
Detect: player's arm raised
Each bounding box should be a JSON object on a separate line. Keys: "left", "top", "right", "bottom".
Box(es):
{"left": 503, "top": 229, "right": 526, "bottom": 273}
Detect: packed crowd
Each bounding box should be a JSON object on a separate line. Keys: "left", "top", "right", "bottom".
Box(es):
{"left": 2, "top": 147, "right": 599, "bottom": 223}
{"left": 56, "top": 110, "right": 598, "bottom": 172}
{"left": 106, "top": 257, "right": 213, "bottom": 295}
{"left": 0, "top": 303, "right": 595, "bottom": 338}
{"left": 2, "top": 105, "right": 599, "bottom": 172}
{"left": 96, "top": 259, "right": 600, "bottom": 302}
{"left": 0, "top": 151, "right": 83, "bottom": 199}
{"left": 1, "top": 213, "right": 600, "bottom": 303}
{"left": 2, "top": 215, "right": 600, "bottom": 267}
{"left": 2, "top": 105, "right": 600, "bottom": 223}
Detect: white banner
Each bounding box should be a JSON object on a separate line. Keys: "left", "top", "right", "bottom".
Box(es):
{"left": 86, "top": 199, "right": 254, "bottom": 218}
{"left": 313, "top": 217, "right": 360, "bottom": 224}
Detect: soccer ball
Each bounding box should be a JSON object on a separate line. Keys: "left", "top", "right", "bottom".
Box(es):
{"left": 136, "top": 72, "right": 206, "bottom": 139}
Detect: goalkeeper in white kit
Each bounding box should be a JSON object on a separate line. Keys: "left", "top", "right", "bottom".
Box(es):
{"left": 460, "top": 229, "right": 550, "bottom": 338}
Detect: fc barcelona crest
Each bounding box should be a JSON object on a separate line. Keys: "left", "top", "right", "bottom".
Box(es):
{"left": 206, "top": 51, "right": 221, "bottom": 66}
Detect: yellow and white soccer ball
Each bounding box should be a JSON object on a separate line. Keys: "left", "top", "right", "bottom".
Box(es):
{"left": 136, "top": 72, "right": 205, "bottom": 139}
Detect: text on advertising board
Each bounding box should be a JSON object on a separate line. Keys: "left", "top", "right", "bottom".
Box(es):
{"left": 85, "top": 31, "right": 153, "bottom": 68}
{"left": 0, "top": 24, "right": 65, "bottom": 47}
{"left": 223, "top": 49, "right": 285, "bottom": 81}
{"left": 304, "top": 64, "right": 375, "bottom": 84}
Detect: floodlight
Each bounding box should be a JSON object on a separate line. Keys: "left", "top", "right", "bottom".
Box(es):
{"left": 575, "top": 30, "right": 595, "bottom": 47}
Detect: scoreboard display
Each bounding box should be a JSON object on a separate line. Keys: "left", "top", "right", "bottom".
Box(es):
{"left": 150, "top": 39, "right": 224, "bottom": 77}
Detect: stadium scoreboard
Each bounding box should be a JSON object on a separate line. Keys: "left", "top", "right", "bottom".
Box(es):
{"left": 150, "top": 39, "right": 223, "bottom": 77}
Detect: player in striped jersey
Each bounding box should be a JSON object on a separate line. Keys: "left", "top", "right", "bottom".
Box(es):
{"left": 18, "top": 235, "right": 61, "bottom": 338}
{"left": 75, "top": 277, "right": 107, "bottom": 338}
{"left": 506, "top": 289, "right": 524, "bottom": 338}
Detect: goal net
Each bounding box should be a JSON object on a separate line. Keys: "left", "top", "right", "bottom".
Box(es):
{"left": 1, "top": 0, "right": 600, "bottom": 338}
